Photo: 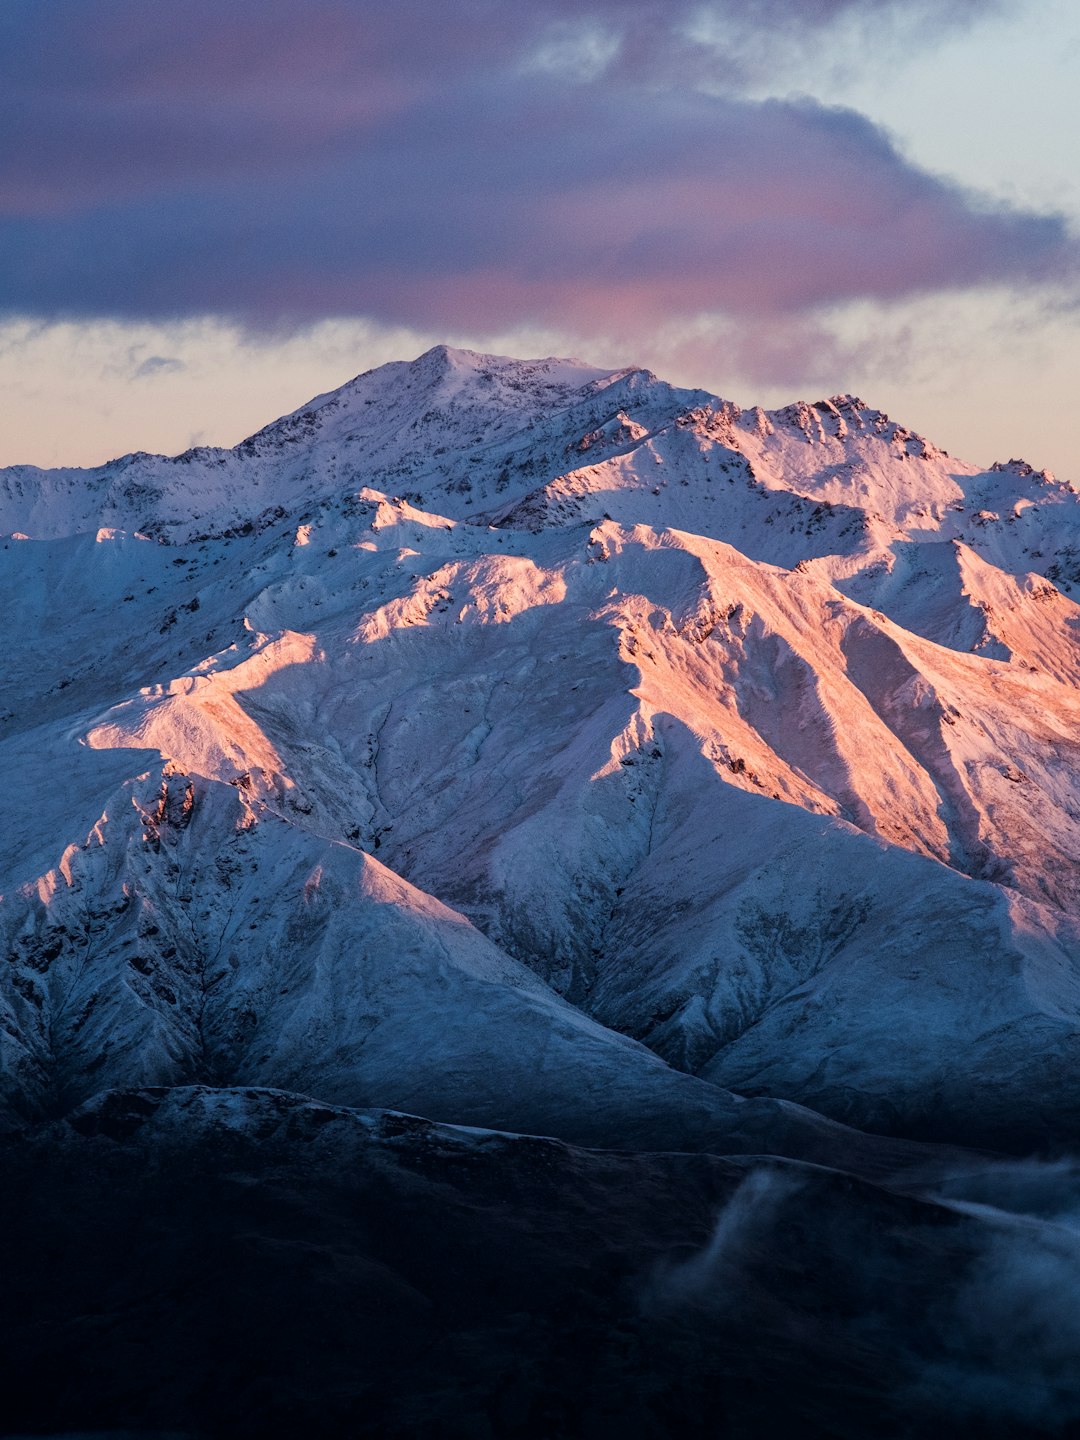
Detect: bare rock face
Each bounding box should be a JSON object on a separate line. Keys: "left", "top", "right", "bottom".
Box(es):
{"left": 6, "top": 347, "right": 1080, "bottom": 1435}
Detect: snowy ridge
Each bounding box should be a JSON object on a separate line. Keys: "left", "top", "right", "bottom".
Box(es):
{"left": 3, "top": 346, "right": 1080, "bottom": 1154}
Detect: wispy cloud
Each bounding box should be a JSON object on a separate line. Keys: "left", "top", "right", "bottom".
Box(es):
{"left": 132, "top": 355, "right": 185, "bottom": 380}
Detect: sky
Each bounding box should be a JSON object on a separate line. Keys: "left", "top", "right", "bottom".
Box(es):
{"left": 1, "top": 0, "right": 1077, "bottom": 477}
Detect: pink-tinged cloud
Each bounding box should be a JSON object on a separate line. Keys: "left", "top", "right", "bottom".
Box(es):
{"left": 0, "top": 0, "right": 1070, "bottom": 338}
{"left": 0, "top": 0, "right": 1010, "bottom": 215}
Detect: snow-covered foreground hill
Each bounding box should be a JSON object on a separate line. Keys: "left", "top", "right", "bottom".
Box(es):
{"left": 7, "top": 346, "right": 1080, "bottom": 1435}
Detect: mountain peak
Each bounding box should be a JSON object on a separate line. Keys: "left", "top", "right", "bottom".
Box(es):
{"left": 410, "top": 342, "right": 610, "bottom": 385}
{"left": 989, "top": 457, "right": 1055, "bottom": 485}
{"left": 411, "top": 342, "right": 486, "bottom": 375}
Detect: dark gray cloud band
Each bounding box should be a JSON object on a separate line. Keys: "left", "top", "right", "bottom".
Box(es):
{"left": 0, "top": 0, "right": 1068, "bottom": 336}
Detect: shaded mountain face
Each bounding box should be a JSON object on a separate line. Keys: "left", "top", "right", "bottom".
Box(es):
{"left": 7, "top": 345, "right": 1080, "bottom": 1435}
{"left": 5, "top": 1086, "right": 1079, "bottom": 1440}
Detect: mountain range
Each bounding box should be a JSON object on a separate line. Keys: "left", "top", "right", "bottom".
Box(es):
{"left": 5, "top": 345, "right": 1080, "bottom": 1438}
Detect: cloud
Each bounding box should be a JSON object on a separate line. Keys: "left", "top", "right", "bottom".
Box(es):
{"left": 0, "top": 2, "right": 1010, "bottom": 210}
{"left": 132, "top": 355, "right": 185, "bottom": 380}
{"left": 0, "top": 0, "right": 1067, "bottom": 346}
{"left": 642, "top": 1166, "right": 805, "bottom": 1314}
{"left": 908, "top": 1160, "right": 1080, "bottom": 1430}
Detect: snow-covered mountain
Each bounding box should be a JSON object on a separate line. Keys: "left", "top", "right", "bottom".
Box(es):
{"left": 5, "top": 343, "right": 1080, "bottom": 1148}
{"left": 7, "top": 345, "right": 1080, "bottom": 1435}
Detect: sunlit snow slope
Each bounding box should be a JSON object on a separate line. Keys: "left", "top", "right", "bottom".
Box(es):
{"left": 4, "top": 344, "right": 1080, "bottom": 1151}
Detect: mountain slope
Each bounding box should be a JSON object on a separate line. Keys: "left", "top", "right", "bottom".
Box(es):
{"left": 2, "top": 346, "right": 1080, "bottom": 1154}
{"left": 6, "top": 759, "right": 898, "bottom": 1168}
{"left": 8, "top": 1085, "right": 1080, "bottom": 1440}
